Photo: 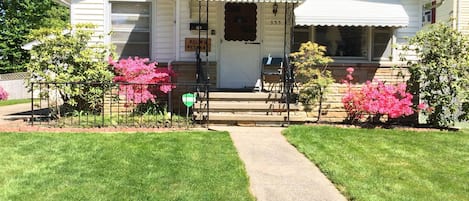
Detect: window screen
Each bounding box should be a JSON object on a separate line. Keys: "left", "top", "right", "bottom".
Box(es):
{"left": 111, "top": 2, "right": 151, "bottom": 59}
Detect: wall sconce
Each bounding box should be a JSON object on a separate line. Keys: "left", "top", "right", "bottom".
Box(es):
{"left": 272, "top": 2, "right": 278, "bottom": 16}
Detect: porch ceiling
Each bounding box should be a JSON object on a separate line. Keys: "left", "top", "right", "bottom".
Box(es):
{"left": 294, "top": 0, "right": 409, "bottom": 27}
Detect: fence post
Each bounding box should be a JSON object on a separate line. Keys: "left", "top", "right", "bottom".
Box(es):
{"left": 102, "top": 83, "right": 105, "bottom": 127}
{"left": 30, "top": 82, "right": 34, "bottom": 126}
{"left": 206, "top": 83, "right": 209, "bottom": 128}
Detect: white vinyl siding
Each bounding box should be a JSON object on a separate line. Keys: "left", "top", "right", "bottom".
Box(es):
{"left": 457, "top": 0, "right": 469, "bottom": 34}
{"left": 70, "top": 0, "right": 106, "bottom": 43}
{"left": 436, "top": 0, "right": 454, "bottom": 24}
{"left": 394, "top": 0, "right": 421, "bottom": 62}
{"left": 68, "top": 0, "right": 422, "bottom": 64}
{"left": 178, "top": 0, "right": 217, "bottom": 61}
{"left": 154, "top": 0, "right": 174, "bottom": 62}
{"left": 261, "top": 2, "right": 292, "bottom": 59}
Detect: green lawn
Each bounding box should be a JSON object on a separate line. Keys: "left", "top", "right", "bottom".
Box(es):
{"left": 283, "top": 125, "right": 469, "bottom": 201}
{"left": 0, "top": 131, "right": 254, "bottom": 201}
{"left": 0, "top": 99, "right": 32, "bottom": 107}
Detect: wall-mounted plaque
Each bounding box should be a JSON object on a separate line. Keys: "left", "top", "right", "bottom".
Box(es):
{"left": 185, "top": 38, "right": 211, "bottom": 52}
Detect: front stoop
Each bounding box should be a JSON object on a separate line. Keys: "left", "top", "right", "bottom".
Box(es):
{"left": 193, "top": 92, "right": 307, "bottom": 126}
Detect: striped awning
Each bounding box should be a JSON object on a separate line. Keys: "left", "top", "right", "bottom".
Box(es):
{"left": 199, "top": 0, "right": 303, "bottom": 3}
{"left": 294, "top": 0, "right": 409, "bottom": 27}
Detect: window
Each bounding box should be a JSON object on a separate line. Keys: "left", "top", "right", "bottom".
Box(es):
{"left": 224, "top": 3, "right": 257, "bottom": 41}
{"left": 292, "top": 26, "right": 393, "bottom": 61}
{"left": 292, "top": 26, "right": 310, "bottom": 51}
{"left": 315, "top": 26, "right": 368, "bottom": 57}
{"left": 422, "top": 1, "right": 436, "bottom": 26}
{"left": 110, "top": 2, "right": 151, "bottom": 59}
{"left": 372, "top": 27, "right": 393, "bottom": 60}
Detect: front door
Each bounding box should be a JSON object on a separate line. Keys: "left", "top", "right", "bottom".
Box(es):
{"left": 219, "top": 3, "right": 261, "bottom": 89}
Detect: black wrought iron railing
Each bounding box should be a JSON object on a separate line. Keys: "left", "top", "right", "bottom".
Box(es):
{"left": 29, "top": 82, "right": 210, "bottom": 128}
{"left": 283, "top": 54, "right": 295, "bottom": 125}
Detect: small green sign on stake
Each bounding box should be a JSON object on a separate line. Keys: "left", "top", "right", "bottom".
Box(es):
{"left": 182, "top": 93, "right": 196, "bottom": 128}
{"left": 182, "top": 93, "right": 196, "bottom": 107}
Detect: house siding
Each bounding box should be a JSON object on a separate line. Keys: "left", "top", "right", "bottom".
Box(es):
{"left": 394, "top": 0, "right": 421, "bottom": 62}
{"left": 71, "top": 0, "right": 106, "bottom": 43}
{"left": 178, "top": 0, "right": 218, "bottom": 61}
{"left": 68, "top": 0, "right": 421, "bottom": 63}
{"left": 154, "top": 0, "right": 175, "bottom": 62}
{"left": 456, "top": 0, "right": 469, "bottom": 34}
{"left": 261, "top": 3, "right": 293, "bottom": 59}
{"left": 436, "top": 0, "right": 455, "bottom": 24}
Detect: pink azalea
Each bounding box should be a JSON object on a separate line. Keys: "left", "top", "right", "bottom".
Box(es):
{"left": 341, "top": 68, "right": 416, "bottom": 122}
{"left": 0, "top": 86, "right": 8, "bottom": 101}
{"left": 346, "top": 67, "right": 354, "bottom": 73}
{"left": 418, "top": 103, "right": 428, "bottom": 110}
{"left": 110, "top": 57, "right": 175, "bottom": 104}
{"left": 346, "top": 74, "right": 353, "bottom": 81}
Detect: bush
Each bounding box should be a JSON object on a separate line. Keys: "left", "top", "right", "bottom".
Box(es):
{"left": 401, "top": 22, "right": 469, "bottom": 128}
{"left": 0, "top": 86, "right": 8, "bottom": 101}
{"left": 110, "top": 57, "right": 175, "bottom": 104}
{"left": 290, "top": 42, "right": 334, "bottom": 121}
{"left": 27, "top": 24, "right": 114, "bottom": 113}
{"left": 342, "top": 67, "right": 415, "bottom": 124}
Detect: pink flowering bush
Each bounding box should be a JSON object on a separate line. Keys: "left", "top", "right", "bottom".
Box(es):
{"left": 0, "top": 86, "right": 8, "bottom": 101}
{"left": 109, "top": 57, "right": 175, "bottom": 104}
{"left": 342, "top": 67, "right": 415, "bottom": 123}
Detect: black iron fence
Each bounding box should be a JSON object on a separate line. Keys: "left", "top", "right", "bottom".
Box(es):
{"left": 29, "top": 82, "right": 210, "bottom": 128}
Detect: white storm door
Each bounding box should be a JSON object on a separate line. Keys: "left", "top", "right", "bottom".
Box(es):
{"left": 219, "top": 2, "right": 261, "bottom": 89}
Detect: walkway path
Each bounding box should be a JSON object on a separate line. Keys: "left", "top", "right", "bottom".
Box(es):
{"left": 0, "top": 103, "right": 31, "bottom": 124}
{"left": 211, "top": 126, "right": 347, "bottom": 201}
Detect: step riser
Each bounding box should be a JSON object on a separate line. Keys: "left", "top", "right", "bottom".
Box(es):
{"left": 194, "top": 92, "right": 304, "bottom": 124}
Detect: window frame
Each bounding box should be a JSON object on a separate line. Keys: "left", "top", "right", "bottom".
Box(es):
{"left": 109, "top": 1, "right": 152, "bottom": 59}
{"left": 292, "top": 26, "right": 394, "bottom": 62}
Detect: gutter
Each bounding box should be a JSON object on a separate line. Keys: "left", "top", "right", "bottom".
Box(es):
{"left": 53, "top": 0, "right": 71, "bottom": 7}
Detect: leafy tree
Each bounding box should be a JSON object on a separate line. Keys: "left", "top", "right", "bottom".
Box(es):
{"left": 0, "top": 0, "right": 69, "bottom": 73}
{"left": 401, "top": 22, "right": 469, "bottom": 128}
{"left": 290, "top": 42, "right": 334, "bottom": 121}
{"left": 27, "top": 24, "right": 114, "bottom": 114}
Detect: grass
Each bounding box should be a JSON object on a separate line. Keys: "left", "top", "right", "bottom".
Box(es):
{"left": 53, "top": 113, "right": 191, "bottom": 128}
{"left": 0, "top": 131, "right": 254, "bottom": 201}
{"left": 283, "top": 125, "right": 469, "bottom": 201}
{"left": 0, "top": 99, "right": 33, "bottom": 107}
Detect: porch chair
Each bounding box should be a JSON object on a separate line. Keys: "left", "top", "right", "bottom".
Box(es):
{"left": 261, "top": 57, "right": 283, "bottom": 92}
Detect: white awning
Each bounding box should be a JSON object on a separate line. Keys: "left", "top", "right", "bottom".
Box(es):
{"left": 200, "top": 0, "right": 303, "bottom": 3}
{"left": 294, "top": 0, "right": 409, "bottom": 27}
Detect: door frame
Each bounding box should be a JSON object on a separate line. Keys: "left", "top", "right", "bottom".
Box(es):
{"left": 216, "top": 2, "right": 264, "bottom": 89}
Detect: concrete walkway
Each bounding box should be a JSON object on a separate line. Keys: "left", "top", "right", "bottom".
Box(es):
{"left": 211, "top": 126, "right": 347, "bottom": 201}
{"left": 0, "top": 103, "right": 31, "bottom": 124}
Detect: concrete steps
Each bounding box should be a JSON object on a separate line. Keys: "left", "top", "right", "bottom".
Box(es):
{"left": 194, "top": 91, "right": 306, "bottom": 125}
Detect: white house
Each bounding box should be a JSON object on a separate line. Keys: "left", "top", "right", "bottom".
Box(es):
{"left": 422, "top": 0, "right": 469, "bottom": 35}
{"left": 53, "top": 0, "right": 422, "bottom": 86}
{"left": 53, "top": 0, "right": 426, "bottom": 122}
